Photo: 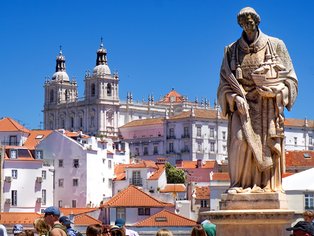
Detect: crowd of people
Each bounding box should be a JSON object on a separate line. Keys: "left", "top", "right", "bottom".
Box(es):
{"left": 0, "top": 206, "right": 217, "bottom": 236}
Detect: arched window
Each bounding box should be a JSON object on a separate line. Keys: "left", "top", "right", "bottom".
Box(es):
{"left": 50, "top": 89, "right": 54, "bottom": 103}
{"left": 91, "top": 83, "right": 96, "bottom": 97}
{"left": 107, "top": 83, "right": 112, "bottom": 96}
{"left": 65, "top": 89, "right": 69, "bottom": 101}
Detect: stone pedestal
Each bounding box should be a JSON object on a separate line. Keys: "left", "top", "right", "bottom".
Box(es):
{"left": 199, "top": 193, "right": 294, "bottom": 236}
{"left": 200, "top": 209, "right": 294, "bottom": 236}
{"left": 220, "top": 192, "right": 288, "bottom": 210}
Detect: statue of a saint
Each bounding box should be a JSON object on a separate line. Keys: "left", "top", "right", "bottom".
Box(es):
{"left": 218, "top": 7, "right": 298, "bottom": 193}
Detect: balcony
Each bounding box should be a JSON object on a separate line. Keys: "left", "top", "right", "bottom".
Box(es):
{"left": 129, "top": 178, "right": 143, "bottom": 187}
{"left": 166, "top": 135, "right": 176, "bottom": 140}
{"left": 181, "top": 149, "right": 190, "bottom": 153}
{"left": 181, "top": 134, "right": 190, "bottom": 139}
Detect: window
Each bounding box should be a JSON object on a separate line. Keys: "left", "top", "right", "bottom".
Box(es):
{"left": 135, "top": 148, "right": 139, "bottom": 156}
{"left": 108, "top": 178, "right": 113, "bottom": 188}
{"left": 210, "top": 142, "right": 215, "bottom": 152}
{"left": 42, "top": 189, "right": 46, "bottom": 205}
{"left": 58, "top": 200, "right": 62, "bottom": 208}
{"left": 10, "top": 150, "right": 17, "bottom": 159}
{"left": 73, "top": 159, "right": 79, "bottom": 168}
{"left": 50, "top": 89, "right": 54, "bottom": 103}
{"left": 80, "top": 117, "right": 83, "bottom": 128}
{"left": 197, "top": 142, "right": 202, "bottom": 152}
{"left": 58, "top": 179, "right": 64, "bottom": 187}
{"left": 200, "top": 200, "right": 208, "bottom": 208}
{"left": 305, "top": 193, "right": 314, "bottom": 210}
{"left": 91, "top": 83, "right": 96, "bottom": 97}
{"left": 210, "top": 128, "right": 214, "bottom": 138}
{"left": 116, "top": 208, "right": 125, "bottom": 220}
{"left": 58, "top": 160, "right": 63, "bottom": 167}
{"left": 11, "top": 190, "right": 17, "bottom": 206}
{"left": 184, "top": 127, "right": 189, "bottom": 136}
{"left": 132, "top": 171, "right": 142, "bottom": 186}
{"left": 222, "top": 131, "right": 226, "bottom": 140}
{"left": 223, "top": 145, "right": 227, "bottom": 152}
{"left": 12, "top": 170, "right": 18, "bottom": 179}
{"left": 42, "top": 170, "right": 47, "bottom": 179}
{"left": 169, "top": 143, "right": 174, "bottom": 153}
{"left": 169, "top": 128, "right": 175, "bottom": 138}
{"left": 108, "top": 160, "right": 112, "bottom": 169}
{"left": 91, "top": 116, "right": 95, "bottom": 127}
{"left": 294, "top": 137, "right": 298, "bottom": 145}
{"left": 153, "top": 146, "right": 158, "bottom": 155}
{"left": 9, "top": 136, "right": 18, "bottom": 146}
{"left": 71, "top": 117, "right": 74, "bottom": 128}
{"left": 107, "top": 83, "right": 112, "bottom": 96}
{"left": 36, "top": 150, "right": 43, "bottom": 159}
{"left": 143, "top": 146, "right": 148, "bottom": 155}
{"left": 72, "top": 200, "right": 77, "bottom": 208}
{"left": 197, "top": 127, "right": 201, "bottom": 137}
{"left": 138, "top": 208, "right": 150, "bottom": 215}
{"left": 73, "top": 178, "right": 79, "bottom": 187}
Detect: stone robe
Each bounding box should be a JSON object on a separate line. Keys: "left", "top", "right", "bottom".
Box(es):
{"left": 218, "top": 30, "right": 298, "bottom": 192}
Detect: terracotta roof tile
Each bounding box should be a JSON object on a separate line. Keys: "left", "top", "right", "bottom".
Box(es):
{"left": 159, "top": 184, "right": 186, "bottom": 193}
{"left": 157, "top": 89, "right": 184, "bottom": 104}
{"left": 195, "top": 186, "right": 210, "bottom": 200}
{"left": 169, "top": 109, "right": 226, "bottom": 120}
{"left": 185, "top": 169, "right": 212, "bottom": 182}
{"left": 73, "top": 214, "right": 102, "bottom": 226}
{"left": 120, "top": 118, "right": 164, "bottom": 128}
{"left": 101, "top": 185, "right": 173, "bottom": 208}
{"left": 134, "top": 209, "right": 196, "bottom": 227}
{"left": 178, "top": 160, "right": 216, "bottom": 169}
{"left": 114, "top": 164, "right": 127, "bottom": 181}
{"left": 284, "top": 118, "right": 314, "bottom": 128}
{"left": 0, "top": 212, "right": 41, "bottom": 225}
{"left": 211, "top": 172, "right": 230, "bottom": 181}
{"left": 0, "top": 117, "right": 30, "bottom": 133}
{"left": 285, "top": 150, "right": 314, "bottom": 168}
{"left": 23, "top": 130, "right": 53, "bottom": 149}
{"left": 125, "top": 160, "right": 158, "bottom": 169}
{"left": 148, "top": 164, "right": 165, "bottom": 180}
{"left": 4, "top": 147, "right": 34, "bottom": 160}
{"left": 60, "top": 208, "right": 97, "bottom": 216}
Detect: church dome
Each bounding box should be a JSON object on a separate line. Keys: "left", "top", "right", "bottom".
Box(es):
{"left": 52, "top": 71, "right": 70, "bottom": 81}
{"left": 93, "top": 64, "right": 111, "bottom": 76}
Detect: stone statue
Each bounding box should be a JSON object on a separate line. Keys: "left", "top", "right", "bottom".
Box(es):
{"left": 218, "top": 7, "right": 298, "bottom": 193}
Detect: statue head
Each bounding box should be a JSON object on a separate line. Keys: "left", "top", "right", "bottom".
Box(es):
{"left": 237, "top": 7, "right": 261, "bottom": 27}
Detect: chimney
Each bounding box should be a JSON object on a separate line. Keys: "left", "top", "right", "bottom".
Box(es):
{"left": 176, "top": 159, "right": 183, "bottom": 167}
{"left": 196, "top": 159, "right": 202, "bottom": 168}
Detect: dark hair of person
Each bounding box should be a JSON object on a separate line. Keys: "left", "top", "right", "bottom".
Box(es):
{"left": 191, "top": 225, "right": 207, "bottom": 236}
{"left": 86, "top": 224, "right": 103, "bottom": 236}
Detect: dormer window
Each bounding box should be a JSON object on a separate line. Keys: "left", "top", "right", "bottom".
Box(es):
{"left": 10, "top": 150, "right": 17, "bottom": 159}
{"left": 36, "top": 150, "right": 43, "bottom": 159}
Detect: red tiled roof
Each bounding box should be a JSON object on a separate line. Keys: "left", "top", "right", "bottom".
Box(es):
{"left": 286, "top": 150, "right": 314, "bottom": 168}
{"left": 23, "top": 130, "right": 53, "bottom": 149}
{"left": 120, "top": 118, "right": 164, "bottom": 128}
{"left": 4, "top": 147, "right": 34, "bottom": 160}
{"left": 60, "top": 208, "right": 97, "bottom": 216}
{"left": 134, "top": 209, "right": 196, "bottom": 227}
{"left": 158, "top": 89, "right": 184, "bottom": 104}
{"left": 185, "top": 169, "right": 212, "bottom": 182}
{"left": 101, "top": 185, "right": 173, "bottom": 208}
{"left": 195, "top": 186, "right": 210, "bottom": 200}
{"left": 0, "top": 117, "right": 30, "bottom": 133}
{"left": 73, "top": 214, "right": 102, "bottom": 226}
{"left": 284, "top": 118, "right": 314, "bottom": 128}
{"left": 0, "top": 212, "right": 41, "bottom": 225}
{"left": 114, "top": 164, "right": 127, "bottom": 181}
{"left": 159, "top": 184, "right": 186, "bottom": 193}
{"left": 211, "top": 172, "right": 230, "bottom": 181}
{"left": 125, "top": 160, "right": 158, "bottom": 169}
{"left": 178, "top": 160, "right": 216, "bottom": 169}
{"left": 169, "top": 109, "right": 226, "bottom": 120}
{"left": 148, "top": 164, "right": 165, "bottom": 180}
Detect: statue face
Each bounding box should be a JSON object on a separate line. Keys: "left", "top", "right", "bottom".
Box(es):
{"left": 239, "top": 14, "right": 257, "bottom": 34}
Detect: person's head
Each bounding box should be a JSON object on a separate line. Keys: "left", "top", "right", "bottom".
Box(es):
{"left": 303, "top": 211, "right": 314, "bottom": 223}
{"left": 12, "top": 224, "right": 23, "bottom": 235}
{"left": 286, "top": 221, "right": 314, "bottom": 236}
{"left": 156, "top": 229, "right": 173, "bottom": 236}
{"left": 114, "top": 219, "right": 125, "bottom": 228}
{"left": 59, "top": 216, "right": 72, "bottom": 229}
{"left": 109, "top": 226, "right": 125, "bottom": 236}
{"left": 237, "top": 7, "right": 260, "bottom": 34}
{"left": 24, "top": 230, "right": 34, "bottom": 236}
{"left": 86, "top": 224, "right": 103, "bottom": 236}
{"left": 191, "top": 225, "right": 207, "bottom": 236}
{"left": 43, "top": 206, "right": 61, "bottom": 226}
{"left": 33, "top": 217, "right": 50, "bottom": 235}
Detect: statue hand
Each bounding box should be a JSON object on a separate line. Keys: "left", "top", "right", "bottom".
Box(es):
{"left": 235, "top": 96, "right": 248, "bottom": 115}
{"left": 256, "top": 86, "right": 276, "bottom": 98}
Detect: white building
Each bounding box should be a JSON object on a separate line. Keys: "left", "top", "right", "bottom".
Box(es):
{"left": 37, "top": 129, "right": 130, "bottom": 208}
{"left": 0, "top": 118, "right": 54, "bottom": 212}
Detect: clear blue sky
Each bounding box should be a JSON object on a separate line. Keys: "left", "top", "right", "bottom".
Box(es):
{"left": 1, "top": 0, "right": 313, "bottom": 129}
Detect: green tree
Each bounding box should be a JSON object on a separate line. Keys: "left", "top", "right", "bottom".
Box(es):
{"left": 165, "top": 162, "right": 185, "bottom": 183}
